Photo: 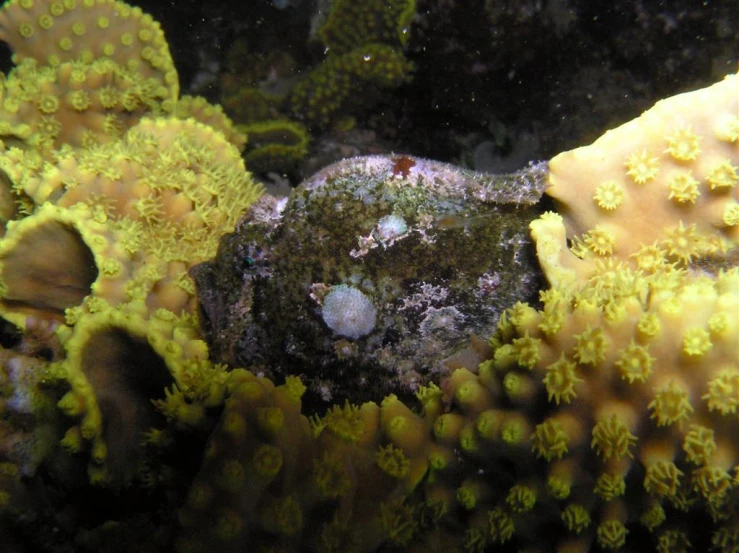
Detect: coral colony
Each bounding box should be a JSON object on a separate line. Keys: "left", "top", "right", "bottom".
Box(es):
{"left": 0, "top": 1, "right": 737, "bottom": 553}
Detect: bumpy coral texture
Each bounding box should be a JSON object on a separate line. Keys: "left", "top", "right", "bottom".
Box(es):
{"left": 290, "top": 0, "right": 416, "bottom": 127}
{"left": 176, "top": 76, "right": 738, "bottom": 553}
{"left": 0, "top": 0, "right": 736, "bottom": 551}
{"left": 238, "top": 119, "right": 309, "bottom": 173}
{"left": 0, "top": 116, "right": 263, "bottom": 324}
{"left": 546, "top": 73, "right": 738, "bottom": 276}
{"left": 0, "top": 0, "right": 177, "bottom": 95}
{"left": 176, "top": 268, "right": 738, "bottom": 553}
{"left": 0, "top": 0, "right": 264, "bottom": 486}
{"left": 0, "top": 0, "right": 178, "bottom": 155}
{"left": 0, "top": 116, "right": 261, "bottom": 481}
{"left": 174, "top": 94, "right": 248, "bottom": 152}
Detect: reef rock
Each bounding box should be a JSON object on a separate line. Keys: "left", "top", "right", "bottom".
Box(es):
{"left": 192, "top": 155, "right": 548, "bottom": 404}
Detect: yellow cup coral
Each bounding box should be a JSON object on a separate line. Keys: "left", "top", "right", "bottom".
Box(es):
{"left": 0, "top": 117, "right": 263, "bottom": 325}
{"left": 546, "top": 72, "right": 738, "bottom": 275}
{"left": 0, "top": 0, "right": 179, "bottom": 155}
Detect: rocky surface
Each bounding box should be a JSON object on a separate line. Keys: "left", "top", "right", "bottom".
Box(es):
{"left": 192, "top": 155, "right": 549, "bottom": 406}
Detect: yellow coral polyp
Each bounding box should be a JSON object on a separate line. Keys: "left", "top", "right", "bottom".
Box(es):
{"left": 682, "top": 327, "right": 712, "bottom": 356}
{"left": 67, "top": 90, "right": 92, "bottom": 111}
{"left": 702, "top": 367, "right": 739, "bottom": 415}
{"left": 263, "top": 496, "right": 304, "bottom": 536}
{"left": 667, "top": 171, "right": 701, "bottom": 204}
{"left": 546, "top": 473, "right": 572, "bottom": 500}
{"left": 658, "top": 529, "right": 692, "bottom": 553}
{"left": 36, "top": 94, "right": 59, "bottom": 114}
{"left": 36, "top": 115, "right": 62, "bottom": 139}
{"left": 561, "top": 503, "right": 590, "bottom": 534}
{"left": 214, "top": 458, "right": 245, "bottom": 491}
{"left": 3, "top": 96, "right": 21, "bottom": 113}
{"left": 594, "top": 472, "right": 626, "bottom": 501}
{"left": 283, "top": 375, "right": 306, "bottom": 402}
{"left": 487, "top": 507, "right": 514, "bottom": 543}
{"left": 322, "top": 401, "right": 365, "bottom": 443}
{"left": 500, "top": 417, "right": 526, "bottom": 445}
{"left": 573, "top": 325, "right": 609, "bottom": 366}
{"left": 596, "top": 519, "right": 629, "bottom": 550}
{"left": 640, "top": 502, "right": 667, "bottom": 531}
{"left": 723, "top": 203, "right": 739, "bottom": 227}
{"left": 18, "top": 22, "right": 34, "bottom": 38}
{"left": 462, "top": 527, "right": 486, "bottom": 551}
{"left": 707, "top": 313, "right": 730, "bottom": 340}
{"left": 255, "top": 406, "right": 284, "bottom": 436}
{"left": 693, "top": 466, "right": 733, "bottom": 505}
{"left": 57, "top": 390, "right": 86, "bottom": 416}
{"left": 58, "top": 36, "right": 73, "bottom": 51}
{"left": 456, "top": 479, "right": 487, "bottom": 510}
{"left": 584, "top": 226, "right": 616, "bottom": 255}
{"left": 714, "top": 112, "right": 739, "bottom": 142}
{"left": 593, "top": 180, "right": 625, "bottom": 210}
{"left": 542, "top": 354, "right": 581, "bottom": 404}
{"left": 492, "top": 343, "right": 517, "bottom": 371}
{"left": 631, "top": 244, "right": 668, "bottom": 273}
{"left": 474, "top": 409, "right": 503, "bottom": 441}
{"left": 615, "top": 341, "right": 655, "bottom": 383}
{"left": 648, "top": 380, "right": 694, "bottom": 427}
{"left": 313, "top": 453, "right": 350, "bottom": 499}
{"left": 666, "top": 127, "right": 701, "bottom": 161}
{"left": 459, "top": 424, "right": 480, "bottom": 454}
{"left": 625, "top": 150, "right": 660, "bottom": 184}
{"left": 433, "top": 412, "right": 466, "bottom": 444}
{"left": 60, "top": 426, "right": 84, "bottom": 452}
{"left": 37, "top": 14, "right": 54, "bottom": 30}
{"left": 454, "top": 376, "right": 493, "bottom": 414}
{"left": 251, "top": 444, "right": 283, "bottom": 479}
{"left": 706, "top": 160, "right": 738, "bottom": 190}
{"left": 538, "top": 308, "right": 564, "bottom": 336}
{"left": 662, "top": 221, "right": 702, "bottom": 263}
{"left": 508, "top": 301, "right": 539, "bottom": 332}
{"left": 511, "top": 332, "right": 542, "bottom": 369}
{"left": 502, "top": 371, "right": 535, "bottom": 402}
{"left": 379, "top": 500, "right": 417, "bottom": 546}
{"left": 50, "top": 1, "right": 65, "bottom": 15}
{"left": 100, "top": 258, "right": 122, "bottom": 277}
{"left": 456, "top": 490, "right": 477, "bottom": 512}
{"left": 591, "top": 415, "right": 637, "bottom": 460}
{"left": 643, "top": 460, "right": 683, "bottom": 497}
{"left": 531, "top": 419, "right": 569, "bottom": 461}
{"left": 505, "top": 484, "right": 536, "bottom": 512}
